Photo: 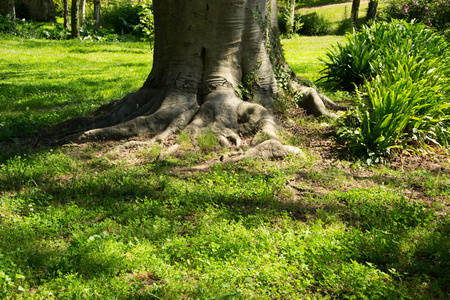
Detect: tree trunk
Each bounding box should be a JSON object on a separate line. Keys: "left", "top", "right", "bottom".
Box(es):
{"left": 366, "top": 0, "right": 378, "bottom": 24}
{"left": 94, "top": 0, "right": 101, "bottom": 32}
{"left": 351, "top": 0, "right": 361, "bottom": 28}
{"left": 64, "top": 0, "right": 69, "bottom": 30}
{"left": 285, "top": 0, "right": 296, "bottom": 34}
{"left": 58, "top": 0, "right": 345, "bottom": 154}
{"left": 7, "top": 0, "right": 15, "bottom": 18}
{"left": 71, "top": 0, "right": 80, "bottom": 38}
{"left": 79, "top": 0, "right": 86, "bottom": 27}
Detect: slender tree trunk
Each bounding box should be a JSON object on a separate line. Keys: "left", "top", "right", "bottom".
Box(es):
{"left": 351, "top": 0, "right": 361, "bottom": 28}
{"left": 58, "top": 0, "right": 346, "bottom": 151}
{"left": 64, "top": 0, "right": 69, "bottom": 29}
{"left": 285, "top": 0, "right": 296, "bottom": 34}
{"left": 7, "top": 0, "right": 15, "bottom": 18}
{"left": 366, "top": 0, "right": 378, "bottom": 23}
{"left": 94, "top": 0, "right": 101, "bottom": 32}
{"left": 71, "top": 0, "right": 80, "bottom": 38}
{"left": 79, "top": 0, "right": 86, "bottom": 27}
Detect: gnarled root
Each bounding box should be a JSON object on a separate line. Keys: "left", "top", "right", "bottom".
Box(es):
{"left": 290, "top": 81, "right": 349, "bottom": 119}
{"left": 56, "top": 86, "right": 301, "bottom": 161}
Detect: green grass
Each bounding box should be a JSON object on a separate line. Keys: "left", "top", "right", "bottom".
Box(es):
{"left": 297, "top": 1, "right": 388, "bottom": 31}
{"left": 0, "top": 36, "right": 152, "bottom": 140}
{"left": 282, "top": 35, "right": 345, "bottom": 81}
{"left": 0, "top": 35, "right": 449, "bottom": 299}
{"left": 298, "top": 2, "right": 359, "bottom": 23}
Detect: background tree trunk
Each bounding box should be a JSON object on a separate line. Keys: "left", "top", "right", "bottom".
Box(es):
{"left": 71, "top": 0, "right": 80, "bottom": 38}
{"left": 285, "top": 0, "right": 296, "bottom": 34}
{"left": 366, "top": 0, "right": 378, "bottom": 23}
{"left": 94, "top": 0, "right": 101, "bottom": 32}
{"left": 7, "top": 0, "right": 15, "bottom": 18}
{"left": 351, "top": 0, "right": 361, "bottom": 28}
{"left": 79, "top": 0, "right": 86, "bottom": 27}
{"left": 64, "top": 0, "right": 69, "bottom": 29}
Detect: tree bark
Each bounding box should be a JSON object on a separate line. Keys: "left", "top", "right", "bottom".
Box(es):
{"left": 64, "top": 0, "right": 69, "bottom": 30}
{"left": 366, "top": 0, "right": 378, "bottom": 24}
{"left": 79, "top": 0, "right": 86, "bottom": 27}
{"left": 351, "top": 0, "right": 361, "bottom": 28}
{"left": 285, "top": 0, "right": 296, "bottom": 34}
{"left": 71, "top": 0, "right": 80, "bottom": 38}
{"left": 58, "top": 0, "right": 346, "bottom": 155}
{"left": 7, "top": 0, "right": 15, "bottom": 18}
{"left": 94, "top": 0, "right": 101, "bottom": 32}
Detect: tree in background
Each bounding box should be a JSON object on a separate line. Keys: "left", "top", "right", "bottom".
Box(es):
{"left": 71, "top": 0, "right": 80, "bottom": 38}
{"left": 78, "top": 0, "right": 85, "bottom": 27}
{"left": 64, "top": 0, "right": 69, "bottom": 29}
{"left": 366, "top": 0, "right": 378, "bottom": 23}
{"left": 94, "top": 0, "right": 100, "bottom": 32}
{"left": 283, "top": 0, "right": 296, "bottom": 34}
{"left": 351, "top": 0, "right": 361, "bottom": 28}
{"left": 7, "top": 0, "right": 15, "bottom": 18}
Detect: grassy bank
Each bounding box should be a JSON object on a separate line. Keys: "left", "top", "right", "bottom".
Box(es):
{"left": 0, "top": 36, "right": 449, "bottom": 299}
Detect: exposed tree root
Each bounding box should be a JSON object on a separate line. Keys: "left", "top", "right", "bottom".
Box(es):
{"left": 55, "top": 80, "right": 347, "bottom": 161}
{"left": 55, "top": 85, "right": 298, "bottom": 159}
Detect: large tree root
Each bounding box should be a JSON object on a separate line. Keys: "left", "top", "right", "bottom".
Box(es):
{"left": 290, "top": 81, "right": 349, "bottom": 119}
{"left": 56, "top": 80, "right": 346, "bottom": 161}
{"left": 56, "top": 86, "right": 303, "bottom": 160}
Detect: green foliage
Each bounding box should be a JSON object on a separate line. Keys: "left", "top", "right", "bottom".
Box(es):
{"left": 333, "top": 21, "right": 450, "bottom": 160}
{"left": 101, "top": 0, "right": 154, "bottom": 43}
{"left": 0, "top": 253, "right": 26, "bottom": 298}
{"left": 197, "top": 129, "right": 221, "bottom": 154}
{"left": 103, "top": 1, "right": 141, "bottom": 34}
{"left": 336, "top": 189, "right": 436, "bottom": 232}
{"left": 297, "top": 12, "right": 333, "bottom": 36}
{"left": 320, "top": 30, "right": 378, "bottom": 90}
{"left": 321, "top": 20, "right": 449, "bottom": 90}
{"left": 0, "top": 14, "right": 120, "bottom": 41}
{"left": 136, "top": 3, "right": 155, "bottom": 48}
{"left": 236, "top": 61, "right": 262, "bottom": 101}
{"left": 382, "top": 0, "right": 450, "bottom": 30}
{"left": 0, "top": 14, "right": 68, "bottom": 39}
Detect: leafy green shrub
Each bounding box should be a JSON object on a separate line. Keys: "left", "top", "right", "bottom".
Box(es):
{"left": 103, "top": 1, "right": 142, "bottom": 35}
{"left": 136, "top": 3, "right": 155, "bottom": 47}
{"left": 297, "top": 12, "right": 332, "bottom": 36}
{"left": 0, "top": 14, "right": 41, "bottom": 38}
{"left": 0, "top": 14, "right": 71, "bottom": 40}
{"left": 334, "top": 21, "right": 449, "bottom": 160}
{"left": 382, "top": 0, "right": 450, "bottom": 30}
{"left": 320, "top": 20, "right": 449, "bottom": 90}
{"left": 319, "top": 30, "right": 379, "bottom": 90}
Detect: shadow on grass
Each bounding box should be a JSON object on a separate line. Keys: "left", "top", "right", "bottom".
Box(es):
{"left": 0, "top": 133, "right": 449, "bottom": 297}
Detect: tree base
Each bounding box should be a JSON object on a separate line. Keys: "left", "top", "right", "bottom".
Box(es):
{"left": 55, "top": 78, "right": 348, "bottom": 161}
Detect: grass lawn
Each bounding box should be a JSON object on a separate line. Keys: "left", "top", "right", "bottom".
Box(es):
{"left": 282, "top": 35, "right": 345, "bottom": 81}
{"left": 0, "top": 35, "right": 449, "bottom": 299}
{"left": 298, "top": 1, "right": 388, "bottom": 31}
{"left": 0, "top": 36, "right": 152, "bottom": 140}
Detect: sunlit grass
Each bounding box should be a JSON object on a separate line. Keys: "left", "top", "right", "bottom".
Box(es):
{"left": 0, "top": 35, "right": 449, "bottom": 299}
{"left": 282, "top": 35, "right": 345, "bottom": 81}
{"left": 0, "top": 37, "right": 152, "bottom": 125}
